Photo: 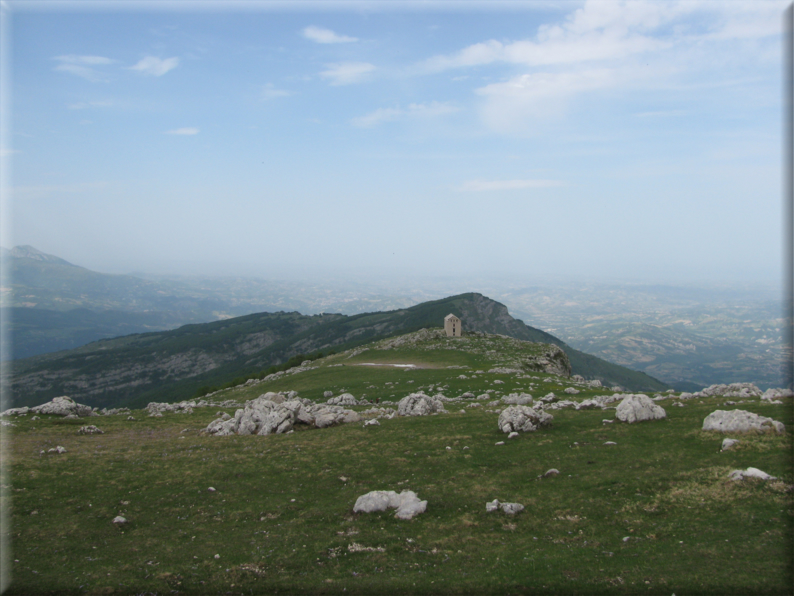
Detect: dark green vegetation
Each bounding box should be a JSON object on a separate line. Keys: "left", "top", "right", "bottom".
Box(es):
{"left": 3, "top": 335, "right": 791, "bottom": 595}
{"left": 7, "top": 293, "right": 668, "bottom": 411}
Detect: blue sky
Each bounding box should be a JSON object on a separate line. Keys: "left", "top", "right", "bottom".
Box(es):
{"left": 2, "top": 0, "right": 788, "bottom": 285}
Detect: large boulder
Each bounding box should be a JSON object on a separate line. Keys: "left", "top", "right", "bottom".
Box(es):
{"left": 326, "top": 393, "right": 359, "bottom": 406}
{"left": 498, "top": 405, "right": 553, "bottom": 434}
{"left": 397, "top": 392, "right": 446, "bottom": 416}
{"left": 615, "top": 395, "right": 666, "bottom": 423}
{"left": 353, "top": 490, "right": 427, "bottom": 520}
{"left": 761, "top": 388, "right": 794, "bottom": 401}
{"left": 23, "top": 396, "right": 94, "bottom": 417}
{"left": 702, "top": 410, "right": 785, "bottom": 434}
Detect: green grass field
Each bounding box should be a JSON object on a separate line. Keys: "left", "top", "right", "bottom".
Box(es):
{"left": 2, "top": 333, "right": 792, "bottom": 595}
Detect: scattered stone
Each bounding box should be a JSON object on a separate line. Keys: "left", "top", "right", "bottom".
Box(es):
{"left": 47, "top": 446, "right": 67, "bottom": 454}
{"left": 602, "top": 419, "right": 614, "bottom": 424}
{"left": 615, "top": 395, "right": 666, "bottom": 423}
{"left": 563, "top": 387, "right": 580, "bottom": 395}
{"left": 77, "top": 425, "right": 104, "bottom": 435}
{"left": 353, "top": 490, "right": 427, "bottom": 520}
{"left": 327, "top": 393, "right": 359, "bottom": 406}
{"left": 728, "top": 467, "right": 776, "bottom": 481}
{"left": 323, "top": 391, "right": 334, "bottom": 398}
{"left": 502, "top": 393, "right": 533, "bottom": 406}
{"left": 363, "top": 419, "right": 380, "bottom": 427}
{"left": 622, "top": 536, "right": 630, "bottom": 543}
{"left": 575, "top": 399, "right": 600, "bottom": 410}
{"left": 214, "top": 554, "right": 220, "bottom": 559}
{"left": 208, "top": 487, "right": 217, "bottom": 492}
{"left": 495, "top": 441, "right": 505, "bottom": 445}
{"left": 721, "top": 439, "right": 739, "bottom": 451}
{"left": 30, "top": 416, "right": 40, "bottom": 421}
{"left": 702, "top": 410, "right": 785, "bottom": 434}
{"left": 127, "top": 416, "right": 136, "bottom": 421}
{"left": 507, "top": 432, "right": 519, "bottom": 439}
{"left": 348, "top": 542, "right": 386, "bottom": 553}
{"left": 691, "top": 383, "right": 763, "bottom": 399}
{"left": 542, "top": 469, "right": 559, "bottom": 478}
{"left": 486, "top": 499, "right": 524, "bottom": 515}
{"left": 604, "top": 441, "right": 617, "bottom": 446}
{"left": 112, "top": 516, "right": 127, "bottom": 525}
{"left": 397, "top": 392, "right": 447, "bottom": 417}
{"left": 497, "top": 405, "right": 553, "bottom": 434}
{"left": 539, "top": 393, "right": 558, "bottom": 404}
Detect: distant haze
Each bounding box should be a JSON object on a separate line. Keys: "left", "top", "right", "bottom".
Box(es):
{"left": 3, "top": 1, "right": 787, "bottom": 286}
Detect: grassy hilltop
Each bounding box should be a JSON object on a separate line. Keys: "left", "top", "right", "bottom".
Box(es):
{"left": 7, "top": 293, "right": 668, "bottom": 411}
{"left": 3, "top": 331, "right": 791, "bottom": 595}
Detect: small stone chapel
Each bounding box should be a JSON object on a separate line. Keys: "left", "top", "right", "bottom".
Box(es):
{"left": 444, "top": 313, "right": 462, "bottom": 337}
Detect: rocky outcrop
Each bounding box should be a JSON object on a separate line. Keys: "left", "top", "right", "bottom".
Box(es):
{"left": 692, "top": 383, "right": 763, "bottom": 399}
{"left": 353, "top": 490, "right": 427, "bottom": 520}
{"left": 702, "top": 410, "right": 785, "bottom": 434}
{"left": 615, "top": 395, "right": 666, "bottom": 423}
{"left": 762, "top": 388, "right": 794, "bottom": 401}
{"left": 397, "top": 392, "right": 446, "bottom": 416}
{"left": 206, "top": 393, "right": 360, "bottom": 436}
{"left": 497, "top": 405, "right": 553, "bottom": 434}
{"left": 522, "top": 345, "right": 571, "bottom": 377}
{"left": 326, "top": 393, "right": 359, "bottom": 406}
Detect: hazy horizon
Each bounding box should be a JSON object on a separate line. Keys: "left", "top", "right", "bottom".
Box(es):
{"left": 2, "top": 1, "right": 788, "bottom": 288}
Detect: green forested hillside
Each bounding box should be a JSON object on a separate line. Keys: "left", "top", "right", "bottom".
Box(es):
{"left": 7, "top": 293, "right": 668, "bottom": 410}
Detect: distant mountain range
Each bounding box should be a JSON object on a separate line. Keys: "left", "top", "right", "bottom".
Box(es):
{"left": 6, "top": 292, "right": 668, "bottom": 410}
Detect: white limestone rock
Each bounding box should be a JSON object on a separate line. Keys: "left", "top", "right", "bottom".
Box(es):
{"left": 353, "top": 490, "right": 427, "bottom": 520}
{"left": 497, "top": 405, "right": 553, "bottom": 434}
{"left": 77, "top": 425, "right": 104, "bottom": 435}
{"left": 323, "top": 391, "right": 334, "bottom": 398}
{"left": 397, "top": 392, "right": 447, "bottom": 417}
{"left": 47, "top": 446, "right": 67, "bottom": 454}
{"left": 112, "top": 516, "right": 127, "bottom": 525}
{"left": 563, "top": 387, "right": 580, "bottom": 395}
{"left": 363, "top": 419, "right": 380, "bottom": 427}
{"left": 761, "top": 388, "right": 794, "bottom": 401}
{"left": 696, "top": 383, "right": 763, "bottom": 399}
{"left": 615, "top": 395, "right": 667, "bottom": 423}
{"left": 485, "top": 499, "right": 524, "bottom": 514}
{"left": 326, "top": 393, "right": 358, "bottom": 406}
{"left": 702, "top": 410, "right": 785, "bottom": 434}
{"left": 728, "top": 467, "right": 776, "bottom": 481}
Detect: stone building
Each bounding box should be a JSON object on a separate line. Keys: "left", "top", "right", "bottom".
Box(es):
{"left": 444, "top": 313, "right": 462, "bottom": 337}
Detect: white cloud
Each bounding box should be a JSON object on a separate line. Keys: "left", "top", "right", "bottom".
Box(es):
{"left": 261, "top": 84, "right": 291, "bottom": 100}
{"left": 458, "top": 179, "right": 565, "bottom": 192}
{"left": 130, "top": 56, "right": 180, "bottom": 76}
{"left": 352, "top": 101, "right": 459, "bottom": 128}
{"left": 319, "top": 62, "right": 375, "bottom": 86}
{"left": 165, "top": 128, "right": 199, "bottom": 135}
{"left": 1, "top": 148, "right": 20, "bottom": 158}
{"left": 53, "top": 55, "right": 115, "bottom": 82}
{"left": 302, "top": 26, "right": 357, "bottom": 44}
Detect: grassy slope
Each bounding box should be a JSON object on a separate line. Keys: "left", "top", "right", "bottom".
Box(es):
{"left": 9, "top": 294, "right": 668, "bottom": 411}
{"left": 3, "top": 333, "right": 791, "bottom": 595}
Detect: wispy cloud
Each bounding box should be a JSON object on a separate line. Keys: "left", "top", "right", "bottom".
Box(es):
{"left": 1, "top": 148, "right": 20, "bottom": 158}
{"left": 12, "top": 181, "right": 109, "bottom": 201}
{"left": 165, "top": 128, "right": 199, "bottom": 135}
{"left": 302, "top": 26, "right": 357, "bottom": 44}
{"left": 352, "top": 101, "right": 459, "bottom": 128}
{"left": 458, "top": 179, "right": 564, "bottom": 192}
{"left": 68, "top": 100, "right": 113, "bottom": 110}
{"left": 261, "top": 83, "right": 291, "bottom": 100}
{"left": 320, "top": 62, "right": 375, "bottom": 86}
{"left": 130, "top": 56, "right": 180, "bottom": 76}
{"left": 53, "top": 55, "right": 115, "bottom": 82}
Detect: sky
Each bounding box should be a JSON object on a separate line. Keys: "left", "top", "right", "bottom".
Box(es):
{"left": 1, "top": 0, "right": 789, "bottom": 286}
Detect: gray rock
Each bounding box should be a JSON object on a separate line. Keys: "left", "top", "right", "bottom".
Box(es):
{"left": 323, "top": 391, "right": 334, "bottom": 398}
{"left": 363, "top": 419, "right": 380, "bottom": 427}
{"left": 47, "top": 446, "right": 67, "bottom": 454}
{"left": 563, "top": 387, "right": 580, "bottom": 395}
{"left": 497, "top": 405, "right": 553, "bottom": 434}
{"left": 27, "top": 396, "right": 93, "bottom": 418}
{"left": 112, "top": 516, "right": 127, "bottom": 525}
{"left": 353, "top": 490, "right": 427, "bottom": 520}
{"left": 721, "top": 438, "right": 739, "bottom": 451}
{"left": 543, "top": 469, "right": 559, "bottom": 478}
{"left": 761, "top": 388, "right": 794, "bottom": 401}
{"left": 397, "top": 392, "right": 447, "bottom": 416}
{"left": 507, "top": 431, "right": 519, "bottom": 439}
{"left": 615, "top": 395, "right": 666, "bottom": 423}
{"left": 522, "top": 345, "right": 571, "bottom": 377}
{"left": 326, "top": 393, "right": 358, "bottom": 406}
{"left": 485, "top": 499, "right": 524, "bottom": 514}
{"left": 702, "top": 410, "right": 784, "bottom": 434}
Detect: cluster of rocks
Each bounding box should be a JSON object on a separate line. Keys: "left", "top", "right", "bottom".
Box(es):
{"left": 497, "top": 405, "right": 553, "bottom": 434}
{"left": 205, "top": 392, "right": 361, "bottom": 436}
{"left": 353, "top": 490, "right": 427, "bottom": 520}
{"left": 359, "top": 407, "right": 396, "bottom": 420}
{"left": 702, "top": 410, "right": 785, "bottom": 434}
{"left": 728, "top": 467, "right": 776, "bottom": 481}
{"left": 1, "top": 396, "right": 96, "bottom": 418}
